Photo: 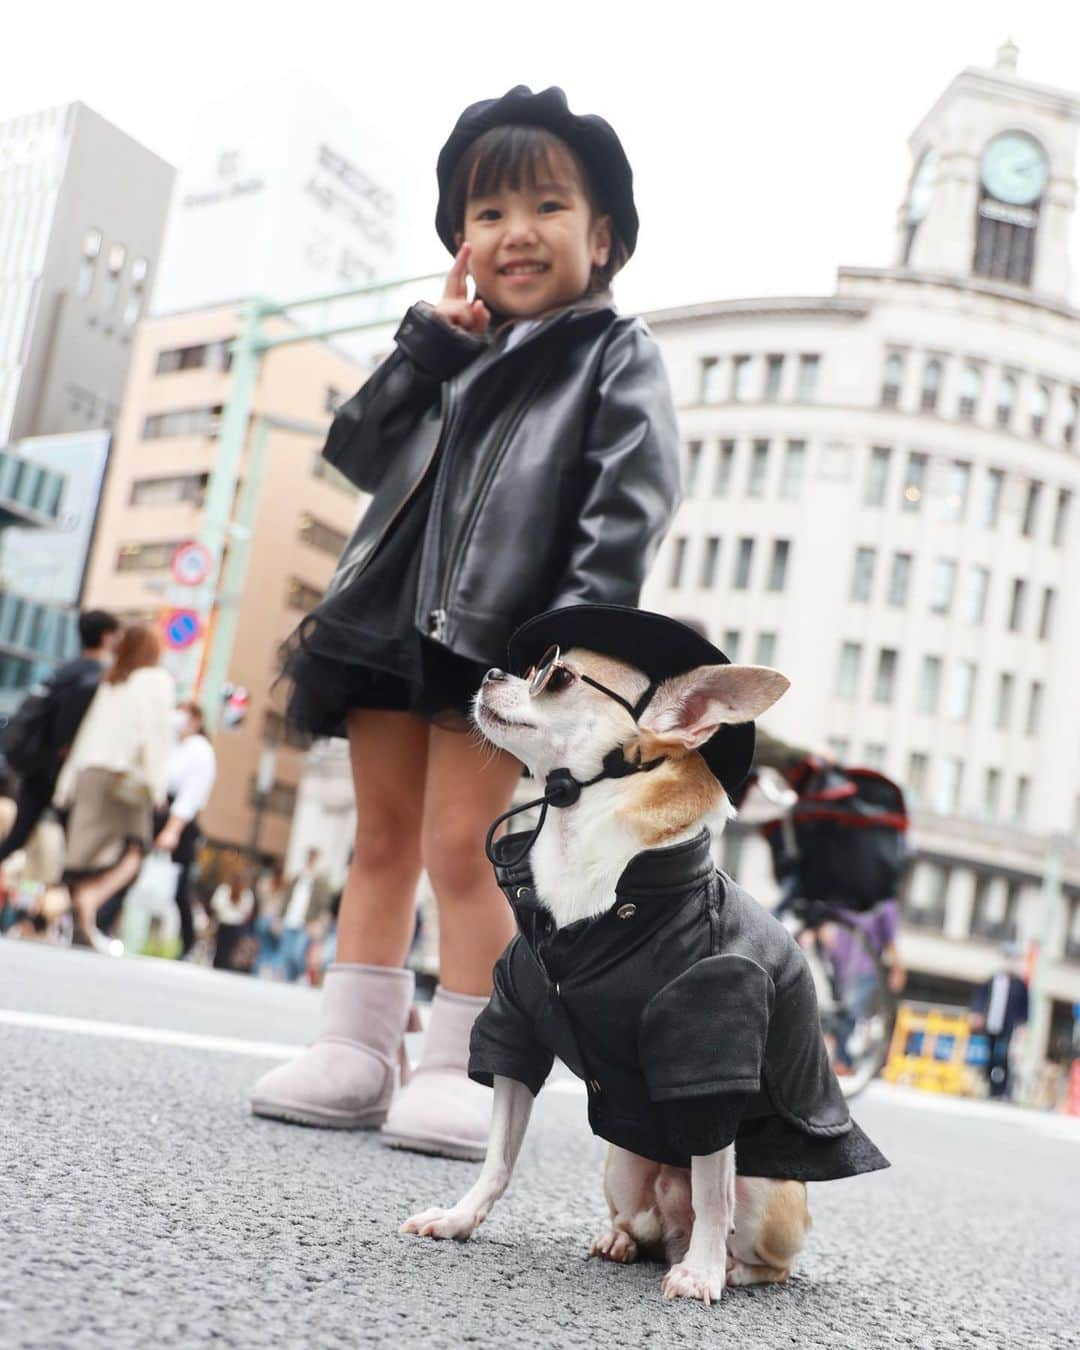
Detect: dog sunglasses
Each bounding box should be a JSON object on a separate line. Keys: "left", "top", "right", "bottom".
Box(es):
{"left": 523, "top": 645, "right": 657, "bottom": 721}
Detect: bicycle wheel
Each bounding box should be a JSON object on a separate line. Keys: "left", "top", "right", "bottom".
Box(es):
{"left": 786, "top": 909, "right": 897, "bottom": 1099}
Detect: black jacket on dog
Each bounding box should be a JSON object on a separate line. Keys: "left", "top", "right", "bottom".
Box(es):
{"left": 470, "top": 829, "right": 890, "bottom": 1178}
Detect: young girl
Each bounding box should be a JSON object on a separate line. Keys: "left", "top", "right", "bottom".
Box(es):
{"left": 251, "top": 85, "right": 681, "bottom": 1159}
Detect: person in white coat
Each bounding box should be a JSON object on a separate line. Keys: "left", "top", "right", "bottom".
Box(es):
{"left": 55, "top": 624, "right": 174, "bottom": 951}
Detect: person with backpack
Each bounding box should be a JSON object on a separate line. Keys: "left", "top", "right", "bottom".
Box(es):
{"left": 0, "top": 610, "right": 120, "bottom": 867}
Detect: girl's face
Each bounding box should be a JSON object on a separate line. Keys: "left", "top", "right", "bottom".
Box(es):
{"left": 460, "top": 147, "right": 612, "bottom": 319}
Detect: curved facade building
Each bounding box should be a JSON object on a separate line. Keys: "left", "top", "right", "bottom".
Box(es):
{"left": 641, "top": 46, "right": 1080, "bottom": 1073}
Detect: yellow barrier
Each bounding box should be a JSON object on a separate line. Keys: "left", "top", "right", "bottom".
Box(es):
{"left": 883, "top": 1007, "right": 985, "bottom": 1096}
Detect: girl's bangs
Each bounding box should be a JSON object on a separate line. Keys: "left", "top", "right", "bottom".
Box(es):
{"left": 464, "top": 126, "right": 577, "bottom": 202}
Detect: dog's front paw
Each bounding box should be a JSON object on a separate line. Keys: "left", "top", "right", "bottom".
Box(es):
{"left": 661, "top": 1260, "right": 727, "bottom": 1306}
{"left": 400, "top": 1206, "right": 483, "bottom": 1241}
{"left": 589, "top": 1228, "right": 638, "bottom": 1263}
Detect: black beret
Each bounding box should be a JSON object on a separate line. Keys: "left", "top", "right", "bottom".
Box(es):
{"left": 508, "top": 604, "right": 756, "bottom": 797}
{"left": 435, "top": 85, "right": 638, "bottom": 261}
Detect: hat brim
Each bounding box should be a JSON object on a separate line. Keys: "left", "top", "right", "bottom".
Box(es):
{"left": 507, "top": 604, "right": 756, "bottom": 797}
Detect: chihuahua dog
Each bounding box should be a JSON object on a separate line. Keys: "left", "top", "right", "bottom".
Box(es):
{"left": 402, "top": 643, "right": 879, "bottom": 1305}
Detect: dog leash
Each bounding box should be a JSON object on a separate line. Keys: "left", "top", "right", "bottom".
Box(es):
{"left": 485, "top": 746, "right": 666, "bottom": 868}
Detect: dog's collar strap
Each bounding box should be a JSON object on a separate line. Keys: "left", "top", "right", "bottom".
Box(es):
{"left": 485, "top": 746, "right": 666, "bottom": 869}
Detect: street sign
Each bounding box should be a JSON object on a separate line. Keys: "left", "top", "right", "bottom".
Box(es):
{"left": 170, "top": 541, "right": 213, "bottom": 587}
{"left": 162, "top": 608, "right": 202, "bottom": 651}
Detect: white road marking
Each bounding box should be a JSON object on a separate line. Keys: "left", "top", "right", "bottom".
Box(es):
{"left": 0, "top": 1009, "right": 303, "bottom": 1060}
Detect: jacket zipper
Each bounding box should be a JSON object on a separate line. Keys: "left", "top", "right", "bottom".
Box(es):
{"left": 431, "top": 370, "right": 550, "bottom": 636}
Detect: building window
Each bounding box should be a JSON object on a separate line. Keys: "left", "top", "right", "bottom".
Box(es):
{"left": 669, "top": 537, "right": 687, "bottom": 587}
{"left": 722, "top": 629, "right": 741, "bottom": 660}
{"left": 1038, "top": 587, "right": 1055, "bottom": 641}
{"left": 918, "top": 655, "right": 942, "bottom": 714}
{"left": 156, "top": 341, "right": 232, "bottom": 374}
{"left": 880, "top": 352, "right": 904, "bottom": 408}
{"left": 732, "top": 355, "right": 753, "bottom": 401}
{"left": 1025, "top": 681, "right": 1044, "bottom": 737}
{"left": 946, "top": 660, "right": 976, "bottom": 721}
{"left": 962, "top": 566, "right": 990, "bottom": 624}
{"left": 957, "top": 364, "right": 982, "bottom": 420}
{"left": 1030, "top": 383, "right": 1050, "bottom": 439}
{"left": 129, "top": 474, "right": 208, "bottom": 507}
{"left": 102, "top": 242, "right": 127, "bottom": 312}
{"left": 754, "top": 632, "right": 777, "bottom": 665}
{"left": 747, "top": 440, "right": 770, "bottom": 497}
{"left": 700, "top": 358, "right": 721, "bottom": 404}
{"left": 142, "top": 405, "right": 223, "bottom": 438}
{"left": 1064, "top": 391, "right": 1079, "bottom": 449}
{"left": 863, "top": 743, "right": 886, "bottom": 770}
{"left": 115, "top": 540, "right": 186, "bottom": 572}
{"left": 312, "top": 453, "right": 360, "bottom": 498}
{"left": 936, "top": 757, "right": 964, "bottom": 815}
{"left": 1052, "top": 489, "right": 1071, "bottom": 547}
{"left": 836, "top": 642, "right": 862, "bottom": 699}
{"left": 1013, "top": 775, "right": 1030, "bottom": 825}
{"left": 685, "top": 440, "right": 704, "bottom": 495}
{"left": 700, "top": 536, "right": 721, "bottom": 588}
{"left": 920, "top": 358, "right": 943, "bottom": 413}
{"left": 887, "top": 552, "right": 912, "bottom": 607}
{"left": 827, "top": 737, "right": 851, "bottom": 762}
{"left": 850, "top": 546, "right": 876, "bottom": 603}
{"left": 995, "top": 373, "right": 1017, "bottom": 428}
{"left": 733, "top": 537, "right": 755, "bottom": 590}
{"left": 779, "top": 440, "right": 806, "bottom": 500}
{"left": 764, "top": 355, "right": 784, "bottom": 400}
{"left": 286, "top": 577, "right": 324, "bottom": 612}
{"left": 873, "top": 649, "right": 898, "bottom": 704}
{"left": 978, "top": 468, "right": 1005, "bottom": 528}
{"left": 901, "top": 452, "right": 928, "bottom": 511}
{"left": 941, "top": 461, "right": 971, "bottom": 522}
{"left": 1020, "top": 480, "right": 1042, "bottom": 538}
{"left": 929, "top": 559, "right": 957, "bottom": 615}
{"left": 983, "top": 768, "right": 1002, "bottom": 820}
{"left": 714, "top": 440, "right": 735, "bottom": 496}
{"left": 76, "top": 227, "right": 102, "bottom": 298}
{"left": 995, "top": 673, "right": 1014, "bottom": 730}
{"left": 298, "top": 514, "right": 349, "bottom": 558}
{"left": 1007, "top": 578, "right": 1027, "bottom": 632}
{"left": 907, "top": 752, "right": 929, "bottom": 803}
{"left": 864, "top": 446, "right": 891, "bottom": 507}
{"left": 796, "top": 354, "right": 820, "bottom": 401}
{"left": 123, "top": 257, "right": 149, "bottom": 327}
{"left": 766, "top": 539, "right": 790, "bottom": 592}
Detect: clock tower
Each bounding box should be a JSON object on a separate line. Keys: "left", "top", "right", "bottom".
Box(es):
{"left": 897, "top": 43, "right": 1080, "bottom": 302}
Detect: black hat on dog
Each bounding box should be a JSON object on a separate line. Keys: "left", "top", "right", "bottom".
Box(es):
{"left": 435, "top": 85, "right": 639, "bottom": 261}
{"left": 507, "top": 604, "right": 756, "bottom": 797}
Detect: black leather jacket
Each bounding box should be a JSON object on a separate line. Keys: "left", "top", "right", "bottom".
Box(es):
{"left": 470, "top": 830, "right": 890, "bottom": 1178}
{"left": 321, "top": 300, "right": 681, "bottom": 664}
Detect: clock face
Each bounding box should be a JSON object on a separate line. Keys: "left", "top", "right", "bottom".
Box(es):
{"left": 980, "top": 133, "right": 1048, "bottom": 206}
{"left": 907, "top": 148, "right": 939, "bottom": 223}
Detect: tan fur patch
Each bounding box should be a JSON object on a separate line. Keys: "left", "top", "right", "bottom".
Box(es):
{"left": 753, "top": 1181, "right": 811, "bottom": 1269}
{"left": 614, "top": 733, "right": 724, "bottom": 847}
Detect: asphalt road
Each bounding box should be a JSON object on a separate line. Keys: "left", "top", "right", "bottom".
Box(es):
{"left": 2, "top": 940, "right": 1078, "bottom": 1350}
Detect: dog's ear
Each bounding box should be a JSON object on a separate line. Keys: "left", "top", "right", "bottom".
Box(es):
{"left": 638, "top": 665, "right": 790, "bottom": 751}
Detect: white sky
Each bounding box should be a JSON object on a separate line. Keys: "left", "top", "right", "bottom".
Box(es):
{"left": 7, "top": 0, "right": 1080, "bottom": 313}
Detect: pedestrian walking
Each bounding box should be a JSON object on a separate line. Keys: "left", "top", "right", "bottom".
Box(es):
{"left": 278, "top": 847, "right": 331, "bottom": 983}
{"left": 970, "top": 944, "right": 1029, "bottom": 1100}
{"left": 251, "top": 85, "right": 680, "bottom": 1159}
{"left": 827, "top": 899, "right": 906, "bottom": 1076}
{"left": 154, "top": 701, "right": 216, "bottom": 957}
{"left": 54, "top": 624, "right": 174, "bottom": 952}
{"left": 210, "top": 867, "right": 256, "bottom": 972}
{"left": 254, "top": 861, "right": 289, "bottom": 977}
{"left": 0, "top": 610, "right": 120, "bottom": 866}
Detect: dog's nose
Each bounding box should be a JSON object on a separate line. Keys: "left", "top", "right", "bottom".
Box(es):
{"left": 483, "top": 668, "right": 509, "bottom": 684}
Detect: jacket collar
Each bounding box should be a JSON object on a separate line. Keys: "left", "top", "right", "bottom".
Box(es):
{"left": 491, "top": 828, "right": 715, "bottom": 901}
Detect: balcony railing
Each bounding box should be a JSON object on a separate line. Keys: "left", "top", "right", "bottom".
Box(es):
{"left": 970, "top": 917, "right": 1019, "bottom": 944}
{"left": 904, "top": 905, "right": 947, "bottom": 931}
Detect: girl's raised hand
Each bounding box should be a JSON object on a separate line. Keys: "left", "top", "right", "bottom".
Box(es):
{"left": 433, "top": 243, "right": 490, "bottom": 336}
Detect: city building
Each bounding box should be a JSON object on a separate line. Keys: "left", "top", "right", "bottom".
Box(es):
{"left": 0, "top": 428, "right": 111, "bottom": 710}
{"left": 151, "top": 79, "right": 399, "bottom": 327}
{"left": 640, "top": 44, "right": 1080, "bottom": 1067}
{"left": 0, "top": 439, "right": 79, "bottom": 715}
{"left": 81, "top": 304, "right": 366, "bottom": 860}
{"left": 0, "top": 102, "right": 173, "bottom": 443}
